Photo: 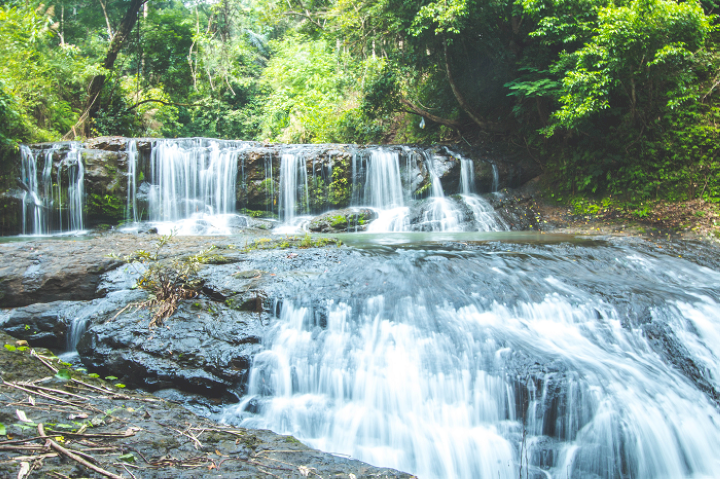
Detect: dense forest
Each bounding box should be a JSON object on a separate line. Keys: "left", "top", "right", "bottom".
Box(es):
{"left": 2, "top": 0, "right": 720, "bottom": 200}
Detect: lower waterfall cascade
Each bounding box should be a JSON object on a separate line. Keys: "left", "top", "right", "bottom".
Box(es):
{"left": 215, "top": 239, "right": 720, "bottom": 479}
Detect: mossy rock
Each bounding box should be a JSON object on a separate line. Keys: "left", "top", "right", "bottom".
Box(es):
{"left": 308, "top": 208, "right": 378, "bottom": 233}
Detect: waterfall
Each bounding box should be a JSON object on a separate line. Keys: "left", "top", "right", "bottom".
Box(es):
{"left": 148, "top": 139, "right": 240, "bottom": 222}
{"left": 15, "top": 138, "right": 509, "bottom": 235}
{"left": 126, "top": 139, "right": 138, "bottom": 223}
{"left": 20, "top": 146, "right": 44, "bottom": 235}
{"left": 460, "top": 158, "right": 475, "bottom": 194}
{"left": 220, "top": 243, "right": 720, "bottom": 479}
{"left": 491, "top": 163, "right": 499, "bottom": 192}
{"left": 417, "top": 151, "right": 461, "bottom": 232}
{"left": 63, "top": 144, "right": 84, "bottom": 232}
{"left": 363, "top": 150, "right": 404, "bottom": 208}
{"left": 360, "top": 149, "right": 410, "bottom": 232}
{"left": 21, "top": 143, "right": 84, "bottom": 234}
{"left": 279, "top": 152, "right": 309, "bottom": 223}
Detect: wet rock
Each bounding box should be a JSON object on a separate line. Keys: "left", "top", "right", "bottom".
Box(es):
{"left": 308, "top": 208, "right": 378, "bottom": 233}
{"left": 471, "top": 149, "right": 543, "bottom": 193}
{"left": 0, "top": 331, "right": 414, "bottom": 479}
{"left": 84, "top": 135, "right": 154, "bottom": 153}
{"left": 0, "top": 192, "right": 22, "bottom": 236}
{"left": 0, "top": 301, "right": 72, "bottom": 348}
{"left": 490, "top": 178, "right": 543, "bottom": 231}
{"left": 0, "top": 243, "right": 122, "bottom": 307}
{"left": 246, "top": 216, "right": 276, "bottom": 230}
{"left": 77, "top": 300, "right": 266, "bottom": 396}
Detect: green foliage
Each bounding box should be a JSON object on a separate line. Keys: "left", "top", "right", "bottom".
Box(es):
{"left": 86, "top": 193, "right": 124, "bottom": 221}
{"left": 2, "top": 0, "right": 719, "bottom": 202}
{"left": 55, "top": 369, "right": 72, "bottom": 381}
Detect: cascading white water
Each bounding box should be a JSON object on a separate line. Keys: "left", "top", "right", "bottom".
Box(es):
{"left": 16, "top": 138, "right": 508, "bottom": 235}
{"left": 491, "top": 163, "right": 500, "bottom": 193}
{"left": 21, "top": 143, "right": 84, "bottom": 234}
{"left": 279, "top": 152, "right": 309, "bottom": 223}
{"left": 460, "top": 158, "right": 476, "bottom": 194}
{"left": 361, "top": 149, "right": 410, "bottom": 232}
{"left": 126, "top": 139, "right": 138, "bottom": 224}
{"left": 363, "top": 150, "right": 404, "bottom": 208}
{"left": 20, "top": 146, "right": 44, "bottom": 234}
{"left": 417, "top": 151, "right": 462, "bottom": 232}
{"left": 220, "top": 245, "right": 720, "bottom": 479}
{"left": 63, "top": 144, "right": 84, "bottom": 231}
{"left": 459, "top": 158, "right": 508, "bottom": 231}
{"left": 148, "top": 139, "right": 240, "bottom": 222}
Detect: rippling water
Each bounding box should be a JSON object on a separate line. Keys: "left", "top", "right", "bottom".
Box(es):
{"left": 219, "top": 235, "right": 720, "bottom": 479}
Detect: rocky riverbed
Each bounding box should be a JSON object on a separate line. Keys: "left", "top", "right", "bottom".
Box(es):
{"left": 0, "top": 331, "right": 414, "bottom": 478}
{"left": 2, "top": 226, "right": 720, "bottom": 478}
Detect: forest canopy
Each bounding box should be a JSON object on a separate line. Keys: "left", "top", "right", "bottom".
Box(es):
{"left": 2, "top": 0, "right": 720, "bottom": 200}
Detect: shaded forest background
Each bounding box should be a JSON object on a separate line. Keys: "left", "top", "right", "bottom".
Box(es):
{"left": 2, "top": 0, "right": 720, "bottom": 201}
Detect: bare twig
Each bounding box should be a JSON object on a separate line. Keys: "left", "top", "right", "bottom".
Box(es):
{"left": 30, "top": 351, "right": 58, "bottom": 373}
{"left": 9, "top": 453, "right": 58, "bottom": 462}
{"left": 121, "top": 464, "right": 138, "bottom": 479}
{"left": 38, "top": 424, "right": 125, "bottom": 479}
{"left": 1, "top": 382, "right": 93, "bottom": 412}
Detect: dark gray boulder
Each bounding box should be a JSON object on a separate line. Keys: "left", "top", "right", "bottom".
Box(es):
{"left": 77, "top": 300, "right": 266, "bottom": 397}
{"left": 0, "top": 301, "right": 72, "bottom": 348}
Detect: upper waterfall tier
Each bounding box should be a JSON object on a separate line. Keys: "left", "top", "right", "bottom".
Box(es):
{"left": 8, "top": 137, "right": 542, "bottom": 235}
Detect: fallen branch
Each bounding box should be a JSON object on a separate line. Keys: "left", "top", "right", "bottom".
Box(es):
{"left": 160, "top": 423, "right": 204, "bottom": 449}
{"left": 9, "top": 453, "right": 58, "bottom": 462}
{"left": 1, "top": 382, "right": 92, "bottom": 412}
{"left": 38, "top": 423, "right": 125, "bottom": 479}
{"left": 23, "top": 383, "right": 92, "bottom": 402}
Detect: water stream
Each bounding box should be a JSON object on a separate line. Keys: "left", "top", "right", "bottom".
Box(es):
{"left": 20, "top": 143, "right": 85, "bottom": 235}
{"left": 217, "top": 236, "right": 720, "bottom": 479}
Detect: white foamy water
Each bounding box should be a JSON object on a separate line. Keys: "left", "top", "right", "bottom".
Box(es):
{"left": 220, "top": 248, "right": 720, "bottom": 479}
{"left": 20, "top": 143, "right": 85, "bottom": 234}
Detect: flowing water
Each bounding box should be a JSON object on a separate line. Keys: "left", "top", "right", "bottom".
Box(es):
{"left": 20, "top": 143, "right": 85, "bottom": 235}
{"left": 126, "top": 139, "right": 138, "bottom": 224}
{"left": 15, "top": 138, "right": 509, "bottom": 236}
{"left": 218, "top": 235, "right": 720, "bottom": 479}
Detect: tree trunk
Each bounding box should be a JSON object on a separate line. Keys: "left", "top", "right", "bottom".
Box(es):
{"left": 443, "top": 40, "right": 503, "bottom": 133}
{"left": 66, "top": 0, "right": 147, "bottom": 138}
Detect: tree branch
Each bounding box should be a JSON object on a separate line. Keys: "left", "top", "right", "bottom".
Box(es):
{"left": 125, "top": 99, "right": 203, "bottom": 111}
{"left": 283, "top": 11, "right": 324, "bottom": 29}
{"left": 399, "top": 99, "right": 463, "bottom": 129}
{"left": 443, "top": 40, "right": 502, "bottom": 132}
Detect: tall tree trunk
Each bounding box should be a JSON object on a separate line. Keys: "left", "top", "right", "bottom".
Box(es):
{"left": 443, "top": 40, "right": 502, "bottom": 133}
{"left": 65, "top": 0, "right": 147, "bottom": 138}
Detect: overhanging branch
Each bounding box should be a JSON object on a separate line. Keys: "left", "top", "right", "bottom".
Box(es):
{"left": 125, "top": 99, "right": 203, "bottom": 111}
{"left": 399, "top": 99, "right": 463, "bottom": 129}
